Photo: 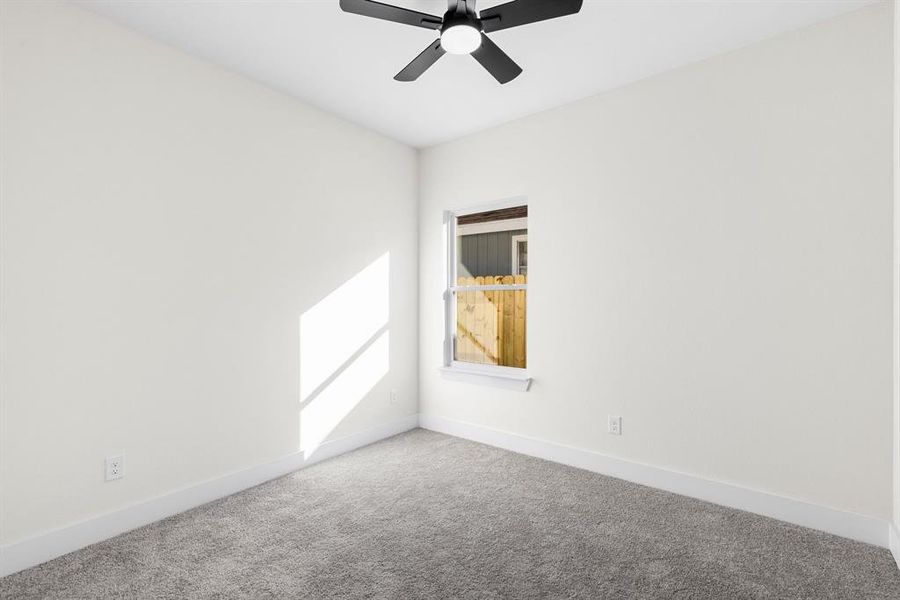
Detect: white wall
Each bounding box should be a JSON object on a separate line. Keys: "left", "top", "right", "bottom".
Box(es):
{"left": 420, "top": 3, "right": 894, "bottom": 520}
{"left": 893, "top": 0, "right": 900, "bottom": 536}
{"left": 0, "top": 1, "right": 418, "bottom": 545}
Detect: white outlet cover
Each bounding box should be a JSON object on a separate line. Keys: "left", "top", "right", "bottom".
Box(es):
{"left": 608, "top": 416, "right": 622, "bottom": 436}
{"left": 105, "top": 455, "right": 125, "bottom": 481}
{"left": 390, "top": 389, "right": 399, "bottom": 404}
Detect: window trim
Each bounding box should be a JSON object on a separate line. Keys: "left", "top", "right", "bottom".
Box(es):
{"left": 442, "top": 198, "right": 531, "bottom": 391}
{"left": 440, "top": 363, "right": 532, "bottom": 391}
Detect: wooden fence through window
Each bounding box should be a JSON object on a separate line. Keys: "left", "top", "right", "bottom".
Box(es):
{"left": 455, "top": 275, "right": 526, "bottom": 368}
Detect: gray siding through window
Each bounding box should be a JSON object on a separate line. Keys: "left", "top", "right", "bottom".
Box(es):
{"left": 459, "top": 230, "right": 526, "bottom": 278}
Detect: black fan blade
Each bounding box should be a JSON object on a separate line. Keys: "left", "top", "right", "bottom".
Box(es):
{"left": 480, "top": 0, "right": 583, "bottom": 33}
{"left": 471, "top": 34, "right": 522, "bottom": 84}
{"left": 339, "top": 0, "right": 442, "bottom": 30}
{"left": 395, "top": 40, "right": 446, "bottom": 82}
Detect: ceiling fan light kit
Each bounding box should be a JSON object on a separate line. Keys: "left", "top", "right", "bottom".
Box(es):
{"left": 339, "top": 0, "right": 583, "bottom": 84}
{"left": 441, "top": 24, "right": 481, "bottom": 55}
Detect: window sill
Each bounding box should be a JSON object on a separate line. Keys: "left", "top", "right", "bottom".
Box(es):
{"left": 439, "top": 364, "right": 532, "bottom": 391}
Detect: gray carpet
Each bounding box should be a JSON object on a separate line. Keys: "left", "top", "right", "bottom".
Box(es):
{"left": 2, "top": 429, "right": 899, "bottom": 599}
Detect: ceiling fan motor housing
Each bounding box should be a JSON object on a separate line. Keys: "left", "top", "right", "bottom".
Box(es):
{"left": 441, "top": 0, "right": 481, "bottom": 35}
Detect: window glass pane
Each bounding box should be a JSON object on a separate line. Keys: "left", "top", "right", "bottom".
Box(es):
{"left": 456, "top": 206, "right": 527, "bottom": 284}
{"left": 454, "top": 288, "right": 526, "bottom": 368}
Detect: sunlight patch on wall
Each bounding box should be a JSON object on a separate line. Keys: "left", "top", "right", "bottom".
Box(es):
{"left": 299, "top": 252, "right": 391, "bottom": 456}
{"left": 299, "top": 252, "right": 389, "bottom": 401}
{"left": 300, "top": 330, "right": 390, "bottom": 457}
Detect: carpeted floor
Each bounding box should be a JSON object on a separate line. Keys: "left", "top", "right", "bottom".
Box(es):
{"left": 2, "top": 429, "right": 899, "bottom": 599}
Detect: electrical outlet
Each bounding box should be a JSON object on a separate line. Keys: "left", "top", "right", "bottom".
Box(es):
{"left": 105, "top": 455, "right": 124, "bottom": 481}
{"left": 390, "top": 389, "right": 399, "bottom": 405}
{"left": 608, "top": 416, "right": 622, "bottom": 436}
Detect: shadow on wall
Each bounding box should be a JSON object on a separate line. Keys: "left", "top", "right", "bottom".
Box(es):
{"left": 299, "top": 252, "right": 391, "bottom": 460}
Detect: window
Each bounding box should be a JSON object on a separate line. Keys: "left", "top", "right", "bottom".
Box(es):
{"left": 444, "top": 203, "right": 529, "bottom": 387}
{"left": 511, "top": 234, "right": 527, "bottom": 276}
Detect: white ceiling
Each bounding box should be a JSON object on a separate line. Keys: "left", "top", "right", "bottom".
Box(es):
{"left": 77, "top": 0, "right": 876, "bottom": 148}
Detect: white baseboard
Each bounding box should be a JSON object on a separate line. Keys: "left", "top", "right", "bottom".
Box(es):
{"left": 890, "top": 523, "right": 900, "bottom": 571}
{"left": 4, "top": 413, "right": 891, "bottom": 579}
{"left": 0, "top": 414, "right": 419, "bottom": 578}
{"left": 419, "top": 414, "right": 890, "bottom": 549}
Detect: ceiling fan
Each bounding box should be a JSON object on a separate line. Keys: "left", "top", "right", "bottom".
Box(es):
{"left": 339, "top": 0, "right": 583, "bottom": 84}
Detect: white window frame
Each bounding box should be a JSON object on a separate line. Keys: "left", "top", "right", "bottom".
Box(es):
{"left": 441, "top": 198, "right": 531, "bottom": 391}
{"left": 511, "top": 234, "right": 527, "bottom": 276}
